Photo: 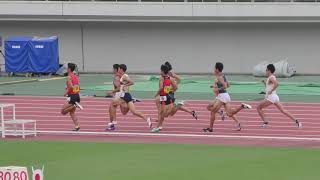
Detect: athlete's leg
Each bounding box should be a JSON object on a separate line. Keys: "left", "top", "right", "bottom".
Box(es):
{"left": 120, "top": 103, "right": 130, "bottom": 115}
{"left": 274, "top": 102, "right": 301, "bottom": 127}
{"left": 127, "top": 101, "right": 152, "bottom": 128}
{"left": 108, "top": 98, "right": 122, "bottom": 123}
{"left": 224, "top": 102, "right": 251, "bottom": 117}
{"left": 155, "top": 95, "right": 161, "bottom": 122}
{"left": 176, "top": 104, "right": 198, "bottom": 120}
{"left": 156, "top": 104, "right": 170, "bottom": 128}
{"left": 204, "top": 100, "right": 224, "bottom": 131}
{"left": 207, "top": 100, "right": 218, "bottom": 111}
{"left": 61, "top": 102, "right": 75, "bottom": 115}
{"left": 208, "top": 100, "right": 225, "bottom": 120}
{"left": 69, "top": 107, "right": 80, "bottom": 130}
{"left": 256, "top": 99, "right": 273, "bottom": 124}
{"left": 223, "top": 104, "right": 241, "bottom": 130}
{"left": 155, "top": 95, "right": 161, "bottom": 111}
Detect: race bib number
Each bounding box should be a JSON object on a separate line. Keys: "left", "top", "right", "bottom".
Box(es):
{"left": 160, "top": 96, "right": 167, "bottom": 102}
{"left": 72, "top": 86, "right": 80, "bottom": 93}
{"left": 0, "top": 166, "right": 29, "bottom": 180}
{"left": 164, "top": 86, "right": 172, "bottom": 94}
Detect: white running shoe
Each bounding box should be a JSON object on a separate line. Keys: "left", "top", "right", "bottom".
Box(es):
{"left": 262, "top": 121, "right": 269, "bottom": 128}
{"left": 108, "top": 121, "right": 117, "bottom": 126}
{"left": 176, "top": 101, "right": 185, "bottom": 106}
{"left": 75, "top": 102, "right": 84, "bottom": 110}
{"left": 147, "top": 117, "right": 152, "bottom": 129}
{"left": 241, "top": 103, "right": 252, "bottom": 109}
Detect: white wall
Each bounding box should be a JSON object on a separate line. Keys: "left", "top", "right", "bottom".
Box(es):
{"left": 1, "top": 21, "right": 320, "bottom": 74}
{"left": 83, "top": 22, "right": 320, "bottom": 74}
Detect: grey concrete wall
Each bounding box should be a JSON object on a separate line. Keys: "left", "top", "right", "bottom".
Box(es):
{"left": 1, "top": 21, "right": 320, "bottom": 74}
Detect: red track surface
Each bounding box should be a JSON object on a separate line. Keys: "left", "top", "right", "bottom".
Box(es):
{"left": 1, "top": 96, "right": 320, "bottom": 148}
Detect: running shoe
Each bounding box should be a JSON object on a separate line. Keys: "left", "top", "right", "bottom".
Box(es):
{"left": 106, "top": 123, "right": 115, "bottom": 131}
{"left": 75, "top": 102, "right": 84, "bottom": 110}
{"left": 176, "top": 101, "right": 185, "bottom": 107}
{"left": 151, "top": 127, "right": 161, "bottom": 133}
{"left": 191, "top": 111, "right": 198, "bottom": 120}
{"left": 219, "top": 110, "right": 225, "bottom": 121}
{"left": 241, "top": 103, "right": 252, "bottom": 109}
{"left": 72, "top": 127, "right": 80, "bottom": 131}
{"left": 202, "top": 128, "right": 213, "bottom": 132}
{"left": 147, "top": 117, "right": 152, "bottom": 129}
{"left": 235, "top": 123, "right": 241, "bottom": 131}
{"left": 132, "top": 98, "right": 141, "bottom": 103}
{"left": 296, "top": 120, "right": 302, "bottom": 128}
{"left": 261, "top": 121, "right": 269, "bottom": 128}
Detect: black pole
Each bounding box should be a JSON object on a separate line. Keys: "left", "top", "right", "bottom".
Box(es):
{"left": 0, "top": 49, "right": 4, "bottom": 58}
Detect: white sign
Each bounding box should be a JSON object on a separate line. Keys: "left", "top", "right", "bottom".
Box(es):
{"left": 12, "top": 45, "right": 20, "bottom": 49}
{"left": 34, "top": 45, "right": 44, "bottom": 49}
{"left": 0, "top": 166, "right": 29, "bottom": 180}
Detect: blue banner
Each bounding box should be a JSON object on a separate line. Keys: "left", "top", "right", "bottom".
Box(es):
{"left": 5, "top": 37, "right": 32, "bottom": 73}
{"left": 5, "top": 36, "right": 59, "bottom": 73}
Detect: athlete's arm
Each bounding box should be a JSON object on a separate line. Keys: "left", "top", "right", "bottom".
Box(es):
{"left": 171, "top": 78, "right": 178, "bottom": 92}
{"left": 268, "top": 76, "right": 278, "bottom": 94}
{"left": 155, "top": 76, "right": 164, "bottom": 97}
{"left": 171, "top": 72, "right": 181, "bottom": 84}
{"left": 64, "top": 76, "right": 72, "bottom": 96}
{"left": 123, "top": 74, "right": 134, "bottom": 87}
{"left": 112, "top": 77, "right": 121, "bottom": 93}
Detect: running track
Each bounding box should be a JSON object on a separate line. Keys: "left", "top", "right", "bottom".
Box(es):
{"left": 1, "top": 96, "right": 320, "bottom": 148}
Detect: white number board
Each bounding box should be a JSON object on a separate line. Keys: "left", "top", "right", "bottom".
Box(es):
{"left": 0, "top": 166, "right": 29, "bottom": 180}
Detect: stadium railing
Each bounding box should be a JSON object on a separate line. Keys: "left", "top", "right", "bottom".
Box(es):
{"left": 0, "top": 0, "right": 319, "bottom": 3}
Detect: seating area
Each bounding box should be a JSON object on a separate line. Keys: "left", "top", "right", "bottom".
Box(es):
{"left": 0, "top": 104, "right": 36, "bottom": 139}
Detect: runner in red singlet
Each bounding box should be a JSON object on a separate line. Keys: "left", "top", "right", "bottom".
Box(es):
{"left": 61, "top": 63, "right": 83, "bottom": 131}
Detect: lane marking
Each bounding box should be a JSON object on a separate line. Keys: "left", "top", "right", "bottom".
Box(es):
{"left": 37, "top": 130, "right": 320, "bottom": 141}
{"left": 2, "top": 95, "right": 320, "bottom": 105}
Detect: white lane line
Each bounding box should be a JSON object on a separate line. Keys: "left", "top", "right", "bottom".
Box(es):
{"left": 37, "top": 130, "right": 320, "bottom": 141}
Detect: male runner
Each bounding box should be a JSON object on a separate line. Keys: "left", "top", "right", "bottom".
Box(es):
{"left": 106, "top": 64, "right": 121, "bottom": 97}
{"left": 61, "top": 63, "right": 83, "bottom": 131}
{"left": 257, "top": 64, "right": 302, "bottom": 128}
{"left": 107, "top": 64, "right": 152, "bottom": 130}
{"left": 204, "top": 62, "right": 252, "bottom": 132}
{"left": 152, "top": 64, "right": 198, "bottom": 133}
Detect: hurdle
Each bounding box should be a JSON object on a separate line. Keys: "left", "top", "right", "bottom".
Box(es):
{"left": 0, "top": 104, "right": 37, "bottom": 139}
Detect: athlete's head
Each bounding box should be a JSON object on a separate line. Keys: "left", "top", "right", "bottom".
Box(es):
{"left": 214, "top": 62, "right": 224, "bottom": 74}
{"left": 161, "top": 64, "right": 170, "bottom": 76}
{"left": 164, "top": 61, "right": 172, "bottom": 71}
{"left": 113, "top": 64, "right": 119, "bottom": 74}
{"left": 266, "top": 64, "right": 275, "bottom": 76}
{"left": 119, "top": 64, "right": 127, "bottom": 74}
{"left": 67, "top": 63, "right": 76, "bottom": 74}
